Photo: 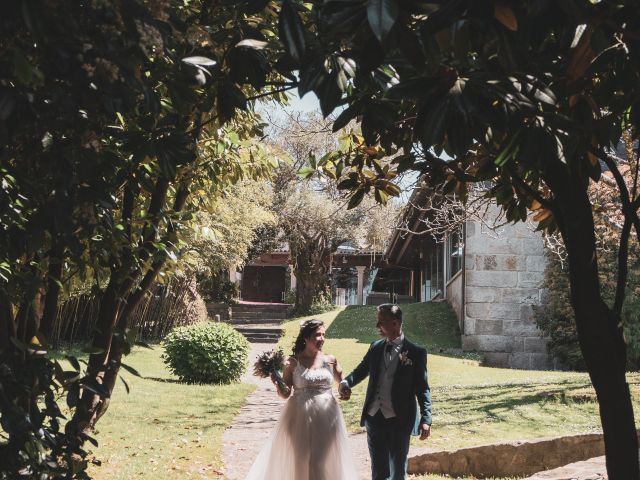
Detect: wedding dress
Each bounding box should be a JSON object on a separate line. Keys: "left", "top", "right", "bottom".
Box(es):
{"left": 245, "top": 359, "right": 358, "bottom": 480}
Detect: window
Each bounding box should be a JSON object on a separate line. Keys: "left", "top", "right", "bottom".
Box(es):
{"left": 446, "top": 226, "right": 463, "bottom": 281}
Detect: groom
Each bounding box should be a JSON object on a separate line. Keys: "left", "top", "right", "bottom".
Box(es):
{"left": 339, "top": 303, "right": 432, "bottom": 480}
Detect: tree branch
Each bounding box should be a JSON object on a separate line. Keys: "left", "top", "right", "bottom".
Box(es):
{"left": 614, "top": 216, "right": 631, "bottom": 316}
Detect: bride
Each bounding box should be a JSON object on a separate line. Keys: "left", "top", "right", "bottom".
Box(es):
{"left": 245, "top": 319, "right": 358, "bottom": 480}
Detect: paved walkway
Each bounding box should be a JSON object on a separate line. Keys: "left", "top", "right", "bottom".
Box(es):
{"left": 526, "top": 452, "right": 640, "bottom": 479}
{"left": 222, "top": 344, "right": 614, "bottom": 480}
{"left": 524, "top": 455, "right": 606, "bottom": 479}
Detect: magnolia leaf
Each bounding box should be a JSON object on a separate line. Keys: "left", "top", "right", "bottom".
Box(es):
{"left": 279, "top": 0, "right": 306, "bottom": 62}
{"left": 120, "top": 376, "right": 130, "bottom": 394}
{"left": 533, "top": 208, "right": 553, "bottom": 222}
{"left": 494, "top": 3, "right": 517, "bottom": 31}
{"left": 347, "top": 188, "right": 367, "bottom": 209}
{"left": 182, "top": 56, "right": 217, "bottom": 67}
{"left": 236, "top": 39, "right": 268, "bottom": 49}
{"left": 567, "top": 24, "right": 595, "bottom": 83}
{"left": 530, "top": 199, "right": 542, "bottom": 211}
{"left": 297, "top": 166, "right": 315, "bottom": 178}
{"left": 121, "top": 363, "right": 142, "bottom": 377}
{"left": 367, "top": 0, "right": 399, "bottom": 43}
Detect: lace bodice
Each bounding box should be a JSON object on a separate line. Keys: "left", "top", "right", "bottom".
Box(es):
{"left": 292, "top": 359, "right": 333, "bottom": 394}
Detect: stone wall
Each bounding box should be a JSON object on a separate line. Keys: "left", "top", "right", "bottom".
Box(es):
{"left": 408, "top": 432, "right": 631, "bottom": 477}
{"left": 461, "top": 206, "right": 553, "bottom": 369}
{"left": 445, "top": 270, "right": 464, "bottom": 330}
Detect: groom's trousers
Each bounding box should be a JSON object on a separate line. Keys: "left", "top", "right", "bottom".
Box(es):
{"left": 365, "top": 411, "right": 412, "bottom": 480}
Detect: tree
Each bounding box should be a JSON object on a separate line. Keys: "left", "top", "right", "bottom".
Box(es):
{"left": 1, "top": 0, "right": 287, "bottom": 475}
{"left": 185, "top": 179, "right": 276, "bottom": 274}
{"left": 267, "top": 1, "right": 640, "bottom": 476}
{"left": 535, "top": 132, "right": 640, "bottom": 370}
{"left": 267, "top": 114, "right": 398, "bottom": 312}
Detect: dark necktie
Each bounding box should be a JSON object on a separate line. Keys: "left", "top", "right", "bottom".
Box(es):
{"left": 385, "top": 343, "right": 393, "bottom": 354}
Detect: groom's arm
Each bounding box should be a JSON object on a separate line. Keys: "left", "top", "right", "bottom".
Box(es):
{"left": 414, "top": 347, "right": 432, "bottom": 428}
{"left": 344, "top": 342, "right": 374, "bottom": 388}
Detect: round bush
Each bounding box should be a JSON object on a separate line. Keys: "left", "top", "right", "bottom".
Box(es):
{"left": 162, "top": 322, "right": 249, "bottom": 384}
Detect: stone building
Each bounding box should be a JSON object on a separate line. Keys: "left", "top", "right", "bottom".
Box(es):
{"left": 460, "top": 204, "right": 553, "bottom": 369}
{"left": 375, "top": 188, "right": 556, "bottom": 370}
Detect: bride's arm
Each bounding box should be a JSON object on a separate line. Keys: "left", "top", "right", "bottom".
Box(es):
{"left": 327, "top": 355, "right": 344, "bottom": 384}
{"left": 273, "top": 356, "right": 296, "bottom": 399}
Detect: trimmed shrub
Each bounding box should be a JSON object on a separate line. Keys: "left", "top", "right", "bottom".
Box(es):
{"left": 162, "top": 322, "right": 249, "bottom": 383}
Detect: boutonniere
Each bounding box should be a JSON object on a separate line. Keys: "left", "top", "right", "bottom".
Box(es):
{"left": 399, "top": 350, "right": 412, "bottom": 366}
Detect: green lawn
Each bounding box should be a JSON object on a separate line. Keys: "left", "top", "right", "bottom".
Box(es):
{"left": 57, "top": 346, "right": 254, "bottom": 479}
{"left": 280, "top": 304, "right": 640, "bottom": 454}
{"left": 51, "top": 303, "right": 640, "bottom": 480}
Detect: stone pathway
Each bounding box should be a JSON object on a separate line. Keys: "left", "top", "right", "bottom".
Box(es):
{"left": 525, "top": 451, "right": 640, "bottom": 480}
{"left": 524, "top": 455, "right": 607, "bottom": 479}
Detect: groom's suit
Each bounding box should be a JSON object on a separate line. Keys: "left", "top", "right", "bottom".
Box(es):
{"left": 344, "top": 336, "right": 431, "bottom": 480}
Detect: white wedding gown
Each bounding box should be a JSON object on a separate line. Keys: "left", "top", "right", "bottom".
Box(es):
{"left": 245, "top": 359, "right": 358, "bottom": 480}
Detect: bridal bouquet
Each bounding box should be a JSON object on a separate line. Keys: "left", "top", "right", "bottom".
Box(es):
{"left": 253, "top": 348, "right": 287, "bottom": 391}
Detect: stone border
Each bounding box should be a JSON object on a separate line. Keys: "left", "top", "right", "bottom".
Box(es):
{"left": 408, "top": 432, "right": 639, "bottom": 478}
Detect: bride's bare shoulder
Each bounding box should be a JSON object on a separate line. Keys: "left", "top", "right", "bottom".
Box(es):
{"left": 324, "top": 354, "right": 337, "bottom": 365}
{"left": 285, "top": 355, "right": 298, "bottom": 366}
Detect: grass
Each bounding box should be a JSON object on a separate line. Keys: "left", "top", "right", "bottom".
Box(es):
{"left": 48, "top": 303, "right": 639, "bottom": 480}
{"left": 280, "top": 303, "right": 640, "bottom": 453}
{"left": 57, "top": 346, "right": 254, "bottom": 480}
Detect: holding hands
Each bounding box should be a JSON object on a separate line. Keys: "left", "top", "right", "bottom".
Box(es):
{"left": 338, "top": 381, "right": 351, "bottom": 400}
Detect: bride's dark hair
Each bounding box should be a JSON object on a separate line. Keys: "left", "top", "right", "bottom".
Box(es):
{"left": 292, "top": 319, "right": 324, "bottom": 356}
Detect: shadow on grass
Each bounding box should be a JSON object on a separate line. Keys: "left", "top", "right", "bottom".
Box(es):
{"left": 435, "top": 380, "right": 596, "bottom": 428}
{"left": 325, "top": 302, "right": 461, "bottom": 352}
{"left": 143, "top": 376, "right": 184, "bottom": 384}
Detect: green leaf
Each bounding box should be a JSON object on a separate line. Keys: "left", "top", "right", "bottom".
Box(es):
{"left": 279, "top": 0, "right": 306, "bottom": 62}
{"left": 12, "top": 48, "right": 44, "bottom": 86}
{"left": 347, "top": 188, "right": 367, "bottom": 209}
{"left": 337, "top": 178, "right": 359, "bottom": 190}
{"left": 494, "top": 132, "right": 521, "bottom": 167}
{"left": 332, "top": 102, "right": 361, "bottom": 132}
{"left": 367, "top": 0, "right": 399, "bottom": 43}
{"left": 297, "top": 166, "right": 315, "bottom": 178}
{"left": 119, "top": 376, "right": 131, "bottom": 394}
{"left": 121, "top": 363, "right": 142, "bottom": 377}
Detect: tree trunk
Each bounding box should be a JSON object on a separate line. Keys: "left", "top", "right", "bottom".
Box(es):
{"left": 87, "top": 185, "right": 189, "bottom": 426}
{"left": 292, "top": 240, "right": 331, "bottom": 314}
{"left": 94, "top": 262, "right": 164, "bottom": 423}
{"left": 40, "top": 241, "right": 64, "bottom": 341}
{"left": 67, "top": 280, "right": 122, "bottom": 435}
{"left": 555, "top": 176, "right": 639, "bottom": 479}
{"left": 0, "top": 292, "right": 15, "bottom": 350}
{"left": 295, "top": 273, "right": 317, "bottom": 313}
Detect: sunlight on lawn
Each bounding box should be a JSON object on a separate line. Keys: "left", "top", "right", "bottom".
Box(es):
{"left": 61, "top": 347, "right": 255, "bottom": 480}
{"left": 280, "top": 304, "right": 640, "bottom": 452}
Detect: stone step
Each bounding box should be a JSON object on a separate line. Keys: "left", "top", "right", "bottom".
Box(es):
{"left": 231, "top": 312, "right": 288, "bottom": 318}
{"left": 232, "top": 304, "right": 290, "bottom": 311}
{"left": 233, "top": 324, "right": 283, "bottom": 344}
{"left": 243, "top": 335, "right": 280, "bottom": 343}
{"left": 235, "top": 327, "right": 283, "bottom": 335}
{"left": 226, "top": 318, "right": 285, "bottom": 325}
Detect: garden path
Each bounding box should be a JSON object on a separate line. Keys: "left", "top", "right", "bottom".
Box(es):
{"left": 524, "top": 451, "right": 640, "bottom": 479}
